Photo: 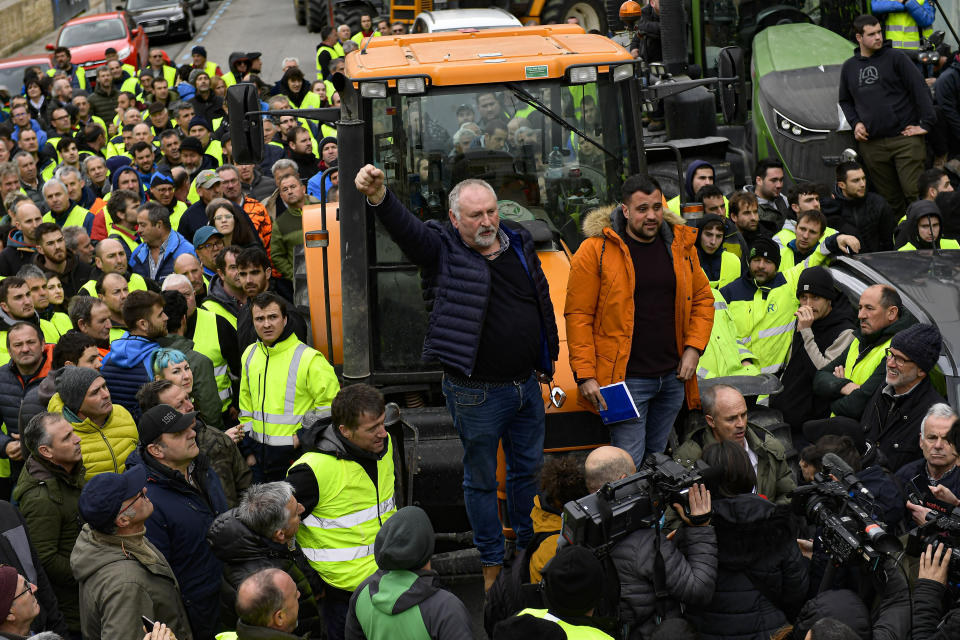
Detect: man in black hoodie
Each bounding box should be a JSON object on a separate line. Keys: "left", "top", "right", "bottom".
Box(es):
{"left": 824, "top": 160, "right": 896, "bottom": 253}
{"left": 895, "top": 199, "right": 960, "bottom": 250}
{"left": 838, "top": 14, "right": 936, "bottom": 216}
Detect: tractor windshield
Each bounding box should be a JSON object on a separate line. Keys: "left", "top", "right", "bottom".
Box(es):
{"left": 367, "top": 79, "right": 632, "bottom": 252}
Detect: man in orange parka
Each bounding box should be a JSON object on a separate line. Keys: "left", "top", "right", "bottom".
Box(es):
{"left": 565, "top": 174, "right": 714, "bottom": 466}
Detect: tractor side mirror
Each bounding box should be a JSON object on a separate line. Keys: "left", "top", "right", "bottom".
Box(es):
{"left": 227, "top": 83, "right": 263, "bottom": 164}
{"left": 717, "top": 46, "right": 748, "bottom": 126}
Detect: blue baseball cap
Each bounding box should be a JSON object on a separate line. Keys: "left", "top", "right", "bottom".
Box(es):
{"left": 78, "top": 465, "right": 147, "bottom": 532}
{"left": 193, "top": 225, "right": 223, "bottom": 249}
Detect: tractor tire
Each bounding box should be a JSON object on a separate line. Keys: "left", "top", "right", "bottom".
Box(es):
{"left": 294, "top": 0, "right": 306, "bottom": 25}
{"left": 306, "top": 0, "right": 329, "bottom": 33}
{"left": 541, "top": 0, "right": 607, "bottom": 34}
{"left": 604, "top": 0, "right": 623, "bottom": 32}
{"left": 334, "top": 4, "right": 366, "bottom": 34}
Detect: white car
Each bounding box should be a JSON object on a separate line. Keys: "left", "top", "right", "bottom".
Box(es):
{"left": 411, "top": 8, "right": 522, "bottom": 33}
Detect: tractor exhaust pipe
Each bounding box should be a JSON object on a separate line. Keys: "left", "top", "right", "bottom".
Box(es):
{"left": 659, "top": 0, "right": 687, "bottom": 76}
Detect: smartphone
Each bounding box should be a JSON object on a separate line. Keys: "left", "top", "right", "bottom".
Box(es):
{"left": 142, "top": 615, "right": 156, "bottom": 630}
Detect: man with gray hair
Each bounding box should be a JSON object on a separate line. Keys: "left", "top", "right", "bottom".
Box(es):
{"left": 207, "top": 483, "right": 324, "bottom": 633}
{"left": 14, "top": 412, "right": 84, "bottom": 634}
{"left": 263, "top": 159, "right": 299, "bottom": 220}
{"left": 41, "top": 179, "right": 93, "bottom": 234}
{"left": 900, "top": 403, "right": 960, "bottom": 527}
{"left": 355, "top": 164, "right": 559, "bottom": 591}
{"left": 62, "top": 226, "right": 93, "bottom": 265}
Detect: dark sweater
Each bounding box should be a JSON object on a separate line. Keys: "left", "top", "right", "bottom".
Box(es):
{"left": 625, "top": 232, "right": 677, "bottom": 377}
{"left": 838, "top": 42, "right": 937, "bottom": 138}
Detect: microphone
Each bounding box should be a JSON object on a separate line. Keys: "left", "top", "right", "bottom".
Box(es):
{"left": 821, "top": 452, "right": 875, "bottom": 500}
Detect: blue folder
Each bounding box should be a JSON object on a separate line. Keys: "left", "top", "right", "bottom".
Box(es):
{"left": 598, "top": 382, "right": 640, "bottom": 425}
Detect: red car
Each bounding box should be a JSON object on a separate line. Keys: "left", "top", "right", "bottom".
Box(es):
{"left": 46, "top": 11, "right": 148, "bottom": 82}
{"left": 0, "top": 55, "right": 52, "bottom": 94}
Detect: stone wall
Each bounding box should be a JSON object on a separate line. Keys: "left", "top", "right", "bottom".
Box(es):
{"left": 0, "top": 0, "right": 55, "bottom": 58}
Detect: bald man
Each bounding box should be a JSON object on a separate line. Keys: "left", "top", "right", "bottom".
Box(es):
{"left": 584, "top": 446, "right": 637, "bottom": 493}
{"left": 79, "top": 238, "right": 150, "bottom": 296}
{"left": 173, "top": 253, "right": 207, "bottom": 299}
{"left": 235, "top": 569, "right": 300, "bottom": 636}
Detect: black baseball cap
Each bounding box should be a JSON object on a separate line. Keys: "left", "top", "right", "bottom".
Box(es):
{"left": 138, "top": 404, "right": 198, "bottom": 445}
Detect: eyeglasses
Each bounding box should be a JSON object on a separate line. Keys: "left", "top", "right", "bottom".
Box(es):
{"left": 12, "top": 582, "right": 33, "bottom": 602}
{"left": 884, "top": 348, "right": 913, "bottom": 367}
{"left": 125, "top": 488, "right": 147, "bottom": 510}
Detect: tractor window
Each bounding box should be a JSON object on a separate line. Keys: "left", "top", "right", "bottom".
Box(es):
{"left": 368, "top": 80, "right": 629, "bottom": 256}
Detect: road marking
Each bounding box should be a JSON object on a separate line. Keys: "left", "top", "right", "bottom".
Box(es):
{"left": 178, "top": 0, "right": 234, "bottom": 63}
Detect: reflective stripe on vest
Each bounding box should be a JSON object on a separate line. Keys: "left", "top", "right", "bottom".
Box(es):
{"left": 192, "top": 308, "right": 232, "bottom": 410}
{"left": 843, "top": 336, "right": 892, "bottom": 386}
{"left": 885, "top": 3, "right": 933, "bottom": 50}
{"left": 293, "top": 440, "right": 396, "bottom": 591}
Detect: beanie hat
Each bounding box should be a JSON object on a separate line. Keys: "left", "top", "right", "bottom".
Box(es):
{"left": 188, "top": 116, "right": 210, "bottom": 132}
{"left": 149, "top": 172, "right": 174, "bottom": 189}
{"left": 542, "top": 545, "right": 604, "bottom": 616}
{"left": 890, "top": 323, "right": 942, "bottom": 373}
{"left": 188, "top": 68, "right": 208, "bottom": 85}
{"left": 318, "top": 136, "right": 337, "bottom": 152}
{"left": 54, "top": 366, "right": 102, "bottom": 414}
{"left": 796, "top": 265, "right": 837, "bottom": 301}
{"left": 0, "top": 566, "right": 19, "bottom": 619}
{"left": 748, "top": 236, "right": 781, "bottom": 270}
{"left": 179, "top": 136, "right": 204, "bottom": 154}
{"left": 191, "top": 45, "right": 207, "bottom": 57}
{"left": 374, "top": 506, "right": 434, "bottom": 571}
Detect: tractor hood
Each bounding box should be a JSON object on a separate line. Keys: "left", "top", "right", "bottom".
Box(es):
{"left": 752, "top": 23, "right": 853, "bottom": 130}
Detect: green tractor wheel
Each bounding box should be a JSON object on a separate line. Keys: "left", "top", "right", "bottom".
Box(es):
{"left": 334, "top": 3, "right": 367, "bottom": 35}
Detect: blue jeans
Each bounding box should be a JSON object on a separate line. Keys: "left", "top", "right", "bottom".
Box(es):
{"left": 442, "top": 373, "right": 545, "bottom": 566}
{"left": 611, "top": 375, "right": 685, "bottom": 467}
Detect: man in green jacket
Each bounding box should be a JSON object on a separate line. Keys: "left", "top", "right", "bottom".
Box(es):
{"left": 13, "top": 412, "right": 85, "bottom": 634}
{"left": 345, "top": 506, "right": 472, "bottom": 639}
{"left": 674, "top": 384, "right": 795, "bottom": 504}
{"left": 270, "top": 174, "right": 320, "bottom": 284}
{"left": 71, "top": 466, "right": 193, "bottom": 640}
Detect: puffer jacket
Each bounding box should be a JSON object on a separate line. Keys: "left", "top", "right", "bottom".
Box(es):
{"left": 812, "top": 310, "right": 916, "bottom": 420}
{"left": 0, "top": 345, "right": 53, "bottom": 455}
{"left": 369, "top": 188, "right": 559, "bottom": 377}
{"left": 565, "top": 205, "right": 714, "bottom": 410}
{"left": 610, "top": 524, "right": 717, "bottom": 639}
{"left": 125, "top": 448, "right": 228, "bottom": 640}
{"left": 129, "top": 229, "right": 197, "bottom": 284}
{"left": 687, "top": 494, "right": 808, "bottom": 640}
{"left": 63, "top": 403, "right": 138, "bottom": 480}
{"left": 99, "top": 334, "right": 160, "bottom": 422}
{"left": 12, "top": 456, "right": 85, "bottom": 631}
{"left": 71, "top": 524, "right": 193, "bottom": 640}
{"left": 17, "top": 374, "right": 57, "bottom": 432}
{"left": 207, "top": 509, "right": 325, "bottom": 635}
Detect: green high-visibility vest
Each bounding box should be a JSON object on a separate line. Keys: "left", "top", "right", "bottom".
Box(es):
{"left": 192, "top": 308, "right": 233, "bottom": 411}
{"left": 238, "top": 333, "right": 338, "bottom": 447}
{"left": 885, "top": 2, "right": 933, "bottom": 50}
{"left": 698, "top": 289, "right": 760, "bottom": 379}
{"left": 843, "top": 336, "right": 892, "bottom": 387}
{"left": 898, "top": 238, "right": 960, "bottom": 251}
{"left": 43, "top": 203, "right": 91, "bottom": 229}
{"left": 704, "top": 251, "right": 741, "bottom": 290}
{"left": 80, "top": 273, "right": 148, "bottom": 297}
{"left": 202, "top": 299, "right": 237, "bottom": 328}
{"left": 291, "top": 437, "right": 396, "bottom": 591}
{"left": 316, "top": 44, "right": 342, "bottom": 80}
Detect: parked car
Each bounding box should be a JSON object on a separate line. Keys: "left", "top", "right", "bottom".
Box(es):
{"left": 0, "top": 55, "right": 52, "bottom": 94}
{"left": 122, "top": 0, "right": 196, "bottom": 41}
{"left": 411, "top": 8, "right": 522, "bottom": 33}
{"left": 46, "top": 11, "right": 148, "bottom": 82}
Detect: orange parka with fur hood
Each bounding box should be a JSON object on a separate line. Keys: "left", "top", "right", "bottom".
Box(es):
{"left": 564, "top": 204, "right": 715, "bottom": 410}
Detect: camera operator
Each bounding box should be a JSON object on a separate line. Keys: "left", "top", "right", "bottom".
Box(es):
{"left": 901, "top": 404, "right": 960, "bottom": 529}
{"left": 608, "top": 478, "right": 716, "bottom": 638}
{"left": 912, "top": 542, "right": 960, "bottom": 639}
{"left": 687, "top": 441, "right": 809, "bottom": 640}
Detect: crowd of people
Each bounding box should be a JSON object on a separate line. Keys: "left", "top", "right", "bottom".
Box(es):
{"left": 0, "top": 4, "right": 952, "bottom": 640}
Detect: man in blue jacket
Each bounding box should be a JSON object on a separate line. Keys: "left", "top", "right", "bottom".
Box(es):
{"left": 99, "top": 290, "right": 166, "bottom": 421}
{"left": 130, "top": 201, "right": 196, "bottom": 284}
{"left": 127, "top": 403, "right": 228, "bottom": 640}
{"left": 355, "top": 164, "right": 559, "bottom": 592}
